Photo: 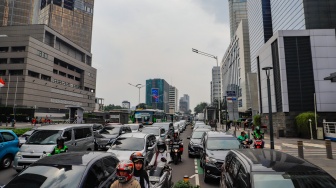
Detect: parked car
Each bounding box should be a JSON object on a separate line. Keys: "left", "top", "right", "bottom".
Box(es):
{"left": 13, "top": 124, "right": 95, "bottom": 172}
{"left": 200, "top": 131, "right": 240, "bottom": 183}
{"left": 141, "top": 126, "right": 166, "bottom": 141}
{"left": 5, "top": 151, "right": 119, "bottom": 188}
{"left": 220, "top": 149, "right": 336, "bottom": 188}
{"left": 125, "top": 123, "right": 143, "bottom": 133}
{"left": 107, "top": 132, "right": 157, "bottom": 166}
{"left": 193, "top": 124, "right": 211, "bottom": 131}
{"left": 18, "top": 129, "right": 35, "bottom": 147}
{"left": 94, "top": 124, "right": 132, "bottom": 150}
{"left": 92, "top": 124, "right": 104, "bottom": 132}
{"left": 0, "top": 130, "right": 19, "bottom": 169}
{"left": 187, "top": 128, "right": 211, "bottom": 158}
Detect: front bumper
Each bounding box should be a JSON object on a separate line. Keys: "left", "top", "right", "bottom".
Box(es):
{"left": 203, "top": 161, "right": 223, "bottom": 179}
{"left": 13, "top": 155, "right": 42, "bottom": 171}
{"left": 188, "top": 145, "right": 202, "bottom": 156}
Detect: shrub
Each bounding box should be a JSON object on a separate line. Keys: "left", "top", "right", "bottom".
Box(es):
{"left": 253, "top": 114, "right": 261, "bottom": 127}
{"left": 174, "top": 180, "right": 200, "bottom": 188}
{"left": 1, "top": 128, "right": 32, "bottom": 136}
{"left": 295, "top": 112, "right": 318, "bottom": 138}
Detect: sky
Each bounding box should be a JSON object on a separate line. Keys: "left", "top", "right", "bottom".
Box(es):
{"left": 91, "top": 0, "right": 230, "bottom": 112}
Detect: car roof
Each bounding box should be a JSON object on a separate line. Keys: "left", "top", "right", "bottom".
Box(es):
{"left": 194, "top": 128, "right": 211, "bottom": 132}
{"left": 36, "top": 124, "right": 93, "bottom": 130}
{"left": 206, "top": 131, "right": 235, "bottom": 138}
{"left": 142, "top": 126, "right": 160, "bottom": 129}
{"left": 232, "top": 149, "right": 327, "bottom": 173}
{"left": 33, "top": 151, "right": 117, "bottom": 166}
{"left": 119, "top": 132, "right": 152, "bottom": 138}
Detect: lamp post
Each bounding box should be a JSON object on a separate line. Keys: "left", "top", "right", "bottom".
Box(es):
{"left": 309, "top": 119, "right": 313, "bottom": 140}
{"left": 262, "top": 66, "right": 274, "bottom": 149}
{"left": 128, "top": 83, "right": 145, "bottom": 105}
{"left": 192, "top": 48, "right": 221, "bottom": 129}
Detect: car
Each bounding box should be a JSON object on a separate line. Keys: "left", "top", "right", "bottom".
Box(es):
{"left": 179, "top": 120, "right": 187, "bottom": 131}
{"left": 125, "top": 123, "right": 143, "bottom": 133}
{"left": 173, "top": 123, "right": 180, "bottom": 136}
{"left": 107, "top": 132, "right": 157, "bottom": 166}
{"left": 94, "top": 124, "right": 132, "bottom": 150}
{"left": 92, "top": 123, "right": 104, "bottom": 132}
{"left": 220, "top": 149, "right": 336, "bottom": 188}
{"left": 13, "top": 124, "right": 95, "bottom": 172}
{"left": 18, "top": 129, "right": 35, "bottom": 147}
{"left": 193, "top": 124, "right": 211, "bottom": 131}
{"left": 187, "top": 128, "right": 211, "bottom": 158}
{"left": 200, "top": 131, "right": 240, "bottom": 183}
{"left": 141, "top": 126, "right": 166, "bottom": 141}
{"left": 0, "top": 130, "right": 19, "bottom": 169}
{"left": 5, "top": 151, "right": 119, "bottom": 188}
{"left": 151, "top": 122, "right": 171, "bottom": 139}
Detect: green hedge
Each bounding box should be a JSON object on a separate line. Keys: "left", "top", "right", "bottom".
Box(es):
{"left": 1, "top": 127, "right": 32, "bottom": 136}
{"left": 295, "top": 112, "right": 318, "bottom": 138}
{"left": 253, "top": 114, "right": 261, "bottom": 127}
{"left": 174, "top": 180, "right": 200, "bottom": 188}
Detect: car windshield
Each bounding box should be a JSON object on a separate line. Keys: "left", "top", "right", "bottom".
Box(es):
{"left": 192, "top": 131, "right": 205, "bottom": 139}
{"left": 130, "top": 125, "right": 139, "bottom": 131}
{"left": 253, "top": 173, "right": 336, "bottom": 188}
{"left": 99, "top": 126, "right": 120, "bottom": 135}
{"left": 207, "top": 138, "right": 240, "bottom": 150}
{"left": 111, "top": 137, "right": 144, "bottom": 151}
{"left": 141, "top": 128, "right": 159, "bottom": 136}
{"left": 5, "top": 165, "right": 85, "bottom": 188}
{"left": 26, "top": 130, "right": 62, "bottom": 145}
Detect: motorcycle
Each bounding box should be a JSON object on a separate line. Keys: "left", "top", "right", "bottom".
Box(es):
{"left": 253, "top": 138, "right": 264, "bottom": 149}
{"left": 170, "top": 141, "right": 183, "bottom": 165}
{"left": 239, "top": 139, "right": 251, "bottom": 149}
{"left": 147, "top": 157, "right": 173, "bottom": 188}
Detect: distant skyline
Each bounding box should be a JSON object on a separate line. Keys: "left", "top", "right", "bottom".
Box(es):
{"left": 92, "top": 0, "right": 230, "bottom": 112}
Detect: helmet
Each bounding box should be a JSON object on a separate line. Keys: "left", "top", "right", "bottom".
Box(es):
{"left": 116, "top": 160, "right": 134, "bottom": 183}
{"left": 157, "top": 141, "right": 166, "bottom": 153}
{"left": 130, "top": 152, "right": 144, "bottom": 164}
{"left": 256, "top": 126, "right": 260, "bottom": 131}
{"left": 56, "top": 137, "right": 65, "bottom": 145}
{"left": 169, "top": 122, "right": 173, "bottom": 129}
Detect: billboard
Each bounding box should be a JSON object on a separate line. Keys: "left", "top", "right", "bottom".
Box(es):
{"left": 151, "top": 88, "right": 159, "bottom": 103}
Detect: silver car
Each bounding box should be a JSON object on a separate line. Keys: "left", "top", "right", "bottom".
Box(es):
{"left": 13, "top": 124, "right": 95, "bottom": 172}
{"left": 107, "top": 132, "right": 157, "bottom": 165}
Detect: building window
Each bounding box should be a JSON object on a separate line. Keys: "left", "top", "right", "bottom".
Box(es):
{"left": 0, "top": 58, "right": 7, "bottom": 64}
{"left": 53, "top": 69, "right": 58, "bottom": 74}
{"left": 12, "top": 46, "right": 25, "bottom": 52}
{"left": 28, "top": 70, "right": 40, "bottom": 78}
{"left": 0, "top": 70, "right": 5, "bottom": 76}
{"left": 59, "top": 71, "right": 66, "bottom": 77}
{"left": 9, "top": 70, "right": 23, "bottom": 75}
{"left": 41, "top": 74, "right": 51, "bottom": 81}
{"left": 0, "top": 47, "right": 9, "bottom": 52}
{"left": 239, "top": 99, "right": 243, "bottom": 107}
{"left": 10, "top": 58, "right": 24, "bottom": 64}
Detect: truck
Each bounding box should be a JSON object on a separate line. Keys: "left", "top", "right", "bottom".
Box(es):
{"left": 204, "top": 106, "right": 217, "bottom": 128}
{"left": 196, "top": 113, "right": 204, "bottom": 121}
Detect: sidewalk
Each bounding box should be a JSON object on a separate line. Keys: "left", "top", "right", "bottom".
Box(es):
{"left": 217, "top": 124, "right": 336, "bottom": 179}
{"left": 0, "top": 122, "right": 50, "bottom": 129}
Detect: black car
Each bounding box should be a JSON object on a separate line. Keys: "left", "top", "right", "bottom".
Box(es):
{"left": 220, "top": 149, "right": 336, "bottom": 188}
{"left": 200, "top": 131, "right": 240, "bottom": 183}
{"left": 187, "top": 128, "right": 211, "bottom": 157}
{"left": 94, "top": 124, "right": 132, "bottom": 150}
{"left": 5, "top": 151, "right": 119, "bottom": 188}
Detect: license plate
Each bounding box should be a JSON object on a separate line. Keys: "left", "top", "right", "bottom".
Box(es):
{"left": 149, "top": 176, "right": 160, "bottom": 182}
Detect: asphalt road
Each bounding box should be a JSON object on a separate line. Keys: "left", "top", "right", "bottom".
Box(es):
{"left": 0, "top": 166, "right": 17, "bottom": 185}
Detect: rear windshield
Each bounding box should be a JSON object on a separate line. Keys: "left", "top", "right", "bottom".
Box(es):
{"left": 5, "top": 165, "right": 85, "bottom": 188}
{"left": 207, "top": 138, "right": 240, "bottom": 150}
{"left": 26, "top": 130, "right": 62, "bottom": 145}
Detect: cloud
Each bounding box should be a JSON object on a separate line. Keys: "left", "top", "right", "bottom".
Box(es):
{"left": 92, "top": 0, "right": 230, "bottom": 111}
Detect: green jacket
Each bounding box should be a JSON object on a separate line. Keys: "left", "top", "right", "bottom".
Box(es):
{"left": 50, "top": 145, "right": 68, "bottom": 155}
{"left": 237, "top": 135, "right": 248, "bottom": 142}
{"left": 253, "top": 131, "right": 263, "bottom": 139}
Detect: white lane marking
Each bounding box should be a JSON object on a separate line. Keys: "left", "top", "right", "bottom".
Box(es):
{"left": 189, "top": 174, "right": 200, "bottom": 186}
{"left": 303, "top": 143, "right": 326, "bottom": 148}
{"left": 194, "top": 159, "right": 200, "bottom": 186}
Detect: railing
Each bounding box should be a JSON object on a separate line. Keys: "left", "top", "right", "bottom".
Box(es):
{"left": 323, "top": 120, "right": 336, "bottom": 141}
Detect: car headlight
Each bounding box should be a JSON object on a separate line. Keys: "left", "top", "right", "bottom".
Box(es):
{"left": 205, "top": 156, "right": 217, "bottom": 164}
{"left": 16, "top": 152, "right": 22, "bottom": 158}
{"left": 41, "top": 153, "right": 50, "bottom": 158}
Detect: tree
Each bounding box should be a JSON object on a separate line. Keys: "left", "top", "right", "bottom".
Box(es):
{"left": 295, "top": 112, "right": 318, "bottom": 138}
{"left": 104, "top": 104, "right": 124, "bottom": 111}
{"left": 194, "top": 102, "right": 208, "bottom": 114}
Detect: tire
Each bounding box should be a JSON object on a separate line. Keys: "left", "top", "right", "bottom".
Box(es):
{"left": 16, "top": 169, "right": 22, "bottom": 173}
{"left": 188, "top": 153, "right": 193, "bottom": 158}
{"left": 203, "top": 168, "right": 209, "bottom": 183}
{"left": 174, "top": 155, "right": 178, "bottom": 165}
{"left": 1, "top": 155, "right": 13, "bottom": 169}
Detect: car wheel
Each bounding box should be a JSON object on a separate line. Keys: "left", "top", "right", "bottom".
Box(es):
{"left": 203, "top": 168, "right": 209, "bottom": 183}
{"left": 1, "top": 155, "right": 12, "bottom": 169}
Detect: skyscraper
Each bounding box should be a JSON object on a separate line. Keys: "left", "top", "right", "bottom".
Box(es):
{"left": 228, "top": 0, "right": 247, "bottom": 39}
{"left": 0, "top": 0, "right": 94, "bottom": 52}
{"left": 179, "top": 94, "right": 190, "bottom": 113}
{"left": 169, "top": 85, "right": 178, "bottom": 114}
{"left": 145, "top": 78, "right": 170, "bottom": 113}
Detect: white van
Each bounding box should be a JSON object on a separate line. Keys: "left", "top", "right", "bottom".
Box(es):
{"left": 13, "top": 124, "right": 95, "bottom": 172}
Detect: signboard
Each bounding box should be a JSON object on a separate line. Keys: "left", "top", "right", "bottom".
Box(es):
{"left": 135, "top": 113, "right": 150, "bottom": 118}
{"left": 110, "top": 115, "right": 120, "bottom": 118}
{"left": 151, "top": 88, "right": 159, "bottom": 103}
{"left": 226, "top": 91, "right": 236, "bottom": 97}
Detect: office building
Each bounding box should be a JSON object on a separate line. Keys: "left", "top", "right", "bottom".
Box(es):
{"left": 179, "top": 94, "right": 190, "bottom": 113}
{"left": 221, "top": 19, "right": 255, "bottom": 115}
{"left": 122, "top": 100, "right": 130, "bottom": 109}
{"left": 211, "top": 66, "right": 221, "bottom": 105}
{"left": 145, "top": 78, "right": 169, "bottom": 112}
{"left": 0, "top": 0, "right": 94, "bottom": 52}
{"left": 168, "top": 85, "right": 178, "bottom": 114}
{"left": 257, "top": 29, "right": 336, "bottom": 137}
{"left": 228, "top": 0, "right": 247, "bottom": 40}
{"left": 94, "top": 97, "right": 104, "bottom": 112}
{"left": 247, "top": 0, "right": 273, "bottom": 73}
{"left": 0, "top": 25, "right": 96, "bottom": 115}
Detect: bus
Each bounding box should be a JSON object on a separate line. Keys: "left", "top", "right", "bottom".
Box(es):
{"left": 131, "top": 109, "right": 167, "bottom": 125}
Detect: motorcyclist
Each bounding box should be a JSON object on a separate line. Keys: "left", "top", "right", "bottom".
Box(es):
{"left": 167, "top": 122, "right": 174, "bottom": 139}
{"left": 110, "top": 160, "right": 141, "bottom": 188}
{"left": 252, "top": 126, "right": 265, "bottom": 147}
{"left": 237, "top": 131, "right": 252, "bottom": 145}
{"left": 149, "top": 140, "right": 172, "bottom": 167}
{"left": 169, "top": 132, "right": 183, "bottom": 161}
{"left": 130, "top": 152, "right": 149, "bottom": 188}
{"left": 50, "top": 137, "right": 68, "bottom": 155}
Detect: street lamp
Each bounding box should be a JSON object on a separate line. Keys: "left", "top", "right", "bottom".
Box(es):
{"left": 192, "top": 48, "right": 221, "bottom": 129}
{"left": 262, "top": 66, "right": 274, "bottom": 149}
{"left": 128, "top": 83, "right": 145, "bottom": 105}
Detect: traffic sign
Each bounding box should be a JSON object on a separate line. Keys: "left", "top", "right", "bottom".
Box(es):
{"left": 226, "top": 91, "right": 236, "bottom": 97}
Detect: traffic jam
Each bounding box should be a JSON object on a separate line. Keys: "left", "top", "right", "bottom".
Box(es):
{"left": 1, "top": 117, "right": 336, "bottom": 188}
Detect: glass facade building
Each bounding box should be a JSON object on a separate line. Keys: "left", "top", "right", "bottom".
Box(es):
{"left": 0, "top": 0, "right": 94, "bottom": 52}
{"left": 228, "top": 0, "right": 247, "bottom": 40}
{"left": 247, "top": 0, "right": 273, "bottom": 73}
{"left": 146, "top": 78, "right": 170, "bottom": 113}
